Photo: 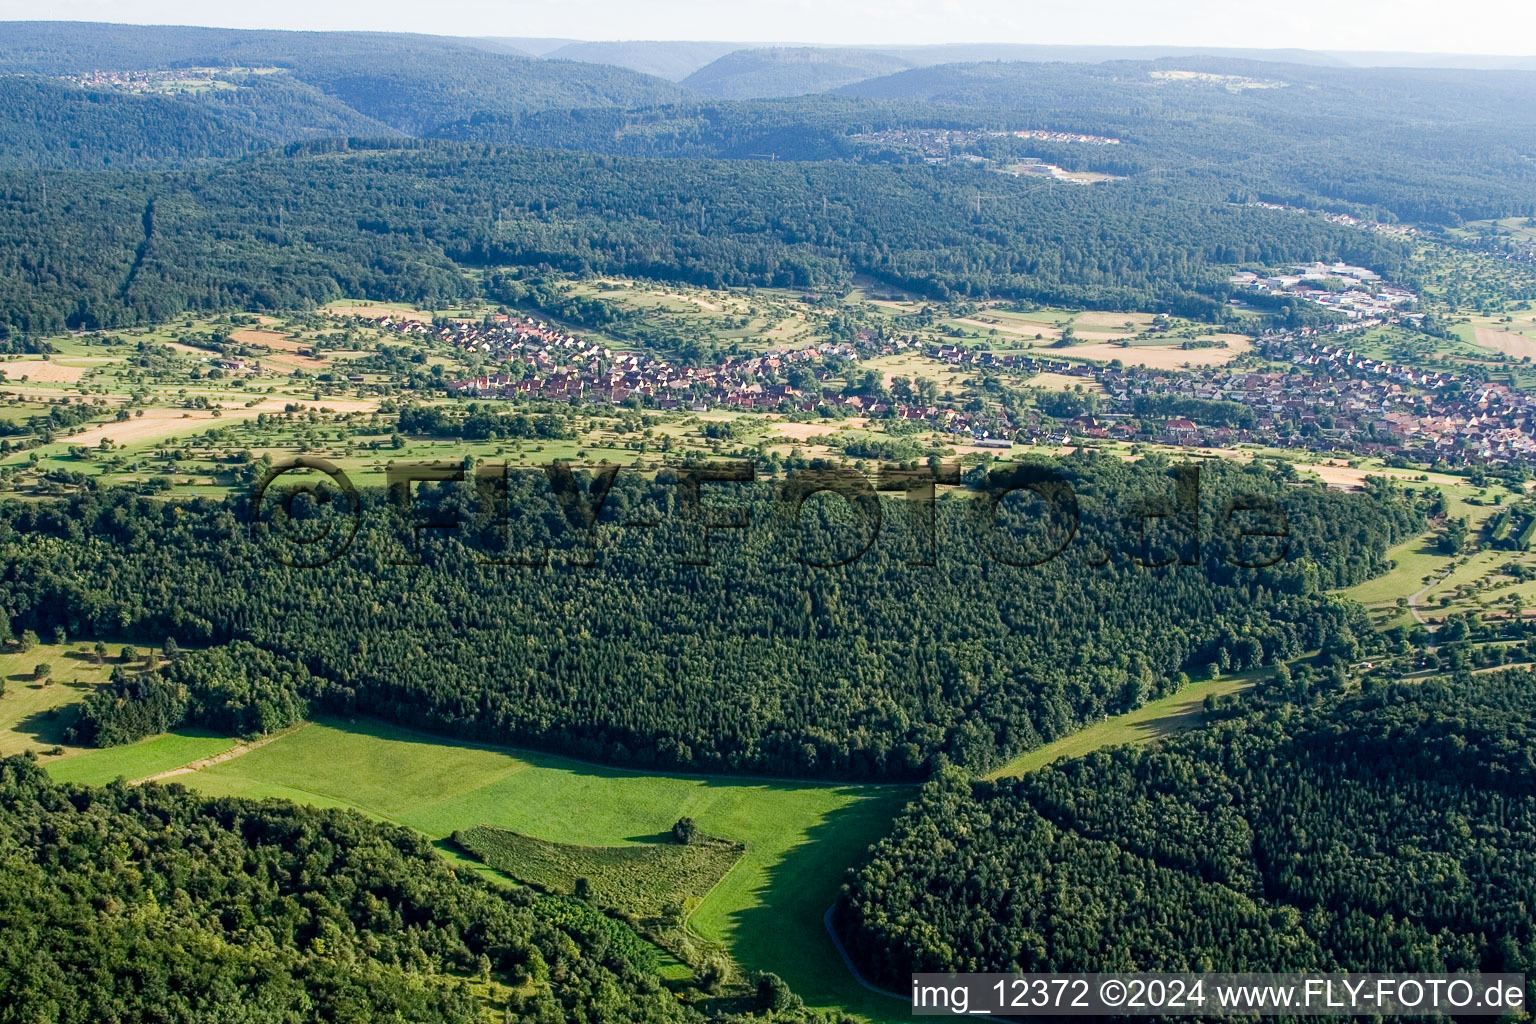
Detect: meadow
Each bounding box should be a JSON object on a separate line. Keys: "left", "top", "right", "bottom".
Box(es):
{"left": 153, "top": 716, "right": 916, "bottom": 1023}
{"left": 0, "top": 642, "right": 119, "bottom": 758}
{"left": 982, "top": 669, "right": 1266, "bottom": 779}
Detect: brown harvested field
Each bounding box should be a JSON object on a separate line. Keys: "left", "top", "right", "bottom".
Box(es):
{"left": 1023, "top": 372, "right": 1106, "bottom": 393}
{"left": 1059, "top": 338, "right": 1250, "bottom": 368}
{"left": 327, "top": 304, "right": 433, "bottom": 322}
{"left": 62, "top": 397, "right": 378, "bottom": 448}
{"left": 231, "top": 329, "right": 328, "bottom": 370}
{"left": 1472, "top": 326, "right": 1536, "bottom": 360}
{"left": 770, "top": 419, "right": 866, "bottom": 441}
{"left": 231, "top": 329, "right": 306, "bottom": 352}
{"left": 1304, "top": 461, "right": 1452, "bottom": 490}
{"left": 166, "top": 342, "right": 216, "bottom": 357}
{"left": 0, "top": 360, "right": 87, "bottom": 383}
{"left": 954, "top": 317, "right": 1063, "bottom": 340}
{"left": 1074, "top": 311, "right": 1157, "bottom": 329}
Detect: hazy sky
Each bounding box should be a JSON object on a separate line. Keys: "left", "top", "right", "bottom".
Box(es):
{"left": 5, "top": 0, "right": 1535, "bottom": 55}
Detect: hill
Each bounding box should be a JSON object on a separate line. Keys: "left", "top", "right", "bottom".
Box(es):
{"left": 839, "top": 668, "right": 1536, "bottom": 986}
{"left": 0, "top": 139, "right": 1414, "bottom": 335}
{"left": 0, "top": 73, "right": 393, "bottom": 170}
{"left": 682, "top": 47, "right": 914, "bottom": 99}
{"left": 543, "top": 40, "right": 750, "bottom": 81}
{"left": 0, "top": 22, "right": 688, "bottom": 136}
{"left": 883, "top": 42, "right": 1345, "bottom": 67}
{"left": 837, "top": 57, "right": 1536, "bottom": 224}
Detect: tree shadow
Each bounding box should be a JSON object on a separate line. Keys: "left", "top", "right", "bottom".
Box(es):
{"left": 726, "top": 787, "right": 912, "bottom": 1022}
{"left": 624, "top": 830, "right": 676, "bottom": 845}
{"left": 10, "top": 705, "right": 79, "bottom": 747}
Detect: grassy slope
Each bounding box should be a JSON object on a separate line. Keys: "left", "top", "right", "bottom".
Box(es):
{"left": 983, "top": 670, "right": 1263, "bottom": 780}
{"left": 168, "top": 716, "right": 914, "bottom": 1023}
{"left": 0, "top": 642, "right": 116, "bottom": 757}
{"left": 45, "top": 729, "right": 241, "bottom": 787}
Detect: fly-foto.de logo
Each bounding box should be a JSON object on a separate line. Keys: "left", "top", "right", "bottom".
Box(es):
{"left": 248, "top": 457, "right": 1292, "bottom": 571}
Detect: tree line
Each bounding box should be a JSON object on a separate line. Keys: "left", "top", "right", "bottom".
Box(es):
{"left": 837, "top": 668, "right": 1536, "bottom": 989}
{"left": 2, "top": 455, "right": 1420, "bottom": 779}
{"left": 0, "top": 753, "right": 826, "bottom": 1022}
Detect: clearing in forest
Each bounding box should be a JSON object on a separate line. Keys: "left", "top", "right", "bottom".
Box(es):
{"left": 157, "top": 716, "right": 913, "bottom": 1024}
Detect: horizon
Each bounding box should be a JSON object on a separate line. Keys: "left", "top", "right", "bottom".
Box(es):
{"left": 2, "top": 1, "right": 1534, "bottom": 59}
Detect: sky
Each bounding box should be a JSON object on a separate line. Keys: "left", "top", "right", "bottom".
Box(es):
{"left": 3, "top": 0, "right": 1534, "bottom": 56}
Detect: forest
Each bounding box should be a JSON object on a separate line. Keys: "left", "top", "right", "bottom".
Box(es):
{"left": 0, "top": 73, "right": 391, "bottom": 170}
{"left": 0, "top": 140, "right": 1413, "bottom": 339}
{"left": 1, "top": 456, "right": 1420, "bottom": 779}
{"left": 837, "top": 668, "right": 1536, "bottom": 989}
{"left": 0, "top": 753, "right": 827, "bottom": 1022}
{"left": 2, "top": 23, "right": 1531, "bottom": 231}
{"left": 0, "top": 22, "right": 686, "bottom": 135}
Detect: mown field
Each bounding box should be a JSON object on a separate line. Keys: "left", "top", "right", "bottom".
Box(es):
{"left": 0, "top": 642, "right": 117, "bottom": 758}
{"left": 147, "top": 716, "right": 915, "bottom": 1023}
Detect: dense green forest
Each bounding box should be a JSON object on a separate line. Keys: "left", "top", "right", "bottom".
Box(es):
{"left": 0, "top": 140, "right": 1412, "bottom": 337}
{"left": 1, "top": 457, "right": 1418, "bottom": 778}
{"left": 0, "top": 22, "right": 686, "bottom": 135}
{"left": 838, "top": 58, "right": 1536, "bottom": 224}
{"left": 0, "top": 74, "right": 391, "bottom": 170}
{"left": 680, "top": 48, "right": 914, "bottom": 100}
{"left": 837, "top": 669, "right": 1536, "bottom": 987}
{"left": 0, "top": 753, "right": 813, "bottom": 1023}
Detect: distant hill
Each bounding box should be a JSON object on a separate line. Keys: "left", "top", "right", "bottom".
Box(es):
{"left": 682, "top": 47, "right": 914, "bottom": 99}
{"left": 0, "top": 22, "right": 687, "bottom": 135}
{"left": 543, "top": 40, "right": 749, "bottom": 80}
{"left": 832, "top": 57, "right": 1536, "bottom": 224}
{"left": 0, "top": 73, "right": 395, "bottom": 169}
{"left": 478, "top": 37, "right": 582, "bottom": 57}
{"left": 881, "top": 42, "right": 1347, "bottom": 67}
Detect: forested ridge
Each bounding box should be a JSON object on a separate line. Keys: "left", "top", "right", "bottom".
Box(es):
{"left": 0, "top": 754, "right": 783, "bottom": 1023}
{"left": 0, "top": 22, "right": 686, "bottom": 136}
{"left": 838, "top": 57, "right": 1536, "bottom": 225}
{"left": 438, "top": 63, "right": 1536, "bottom": 226}
{"left": 837, "top": 670, "right": 1536, "bottom": 987}
{"left": 0, "top": 23, "right": 1530, "bottom": 232}
{"left": 0, "top": 73, "right": 394, "bottom": 170}
{"left": 0, "top": 457, "right": 1419, "bottom": 778}
{"left": 0, "top": 141, "right": 1412, "bottom": 337}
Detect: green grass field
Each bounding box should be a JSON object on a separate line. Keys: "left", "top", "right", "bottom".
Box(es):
{"left": 0, "top": 642, "right": 150, "bottom": 759}
{"left": 44, "top": 729, "right": 241, "bottom": 787}
{"left": 163, "top": 716, "right": 915, "bottom": 1022}
{"left": 982, "top": 670, "right": 1265, "bottom": 780}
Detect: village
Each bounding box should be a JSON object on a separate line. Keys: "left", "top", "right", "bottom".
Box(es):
{"left": 354, "top": 301, "right": 1536, "bottom": 469}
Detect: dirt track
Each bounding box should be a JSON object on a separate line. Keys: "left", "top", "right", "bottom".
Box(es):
{"left": 132, "top": 722, "right": 310, "bottom": 784}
